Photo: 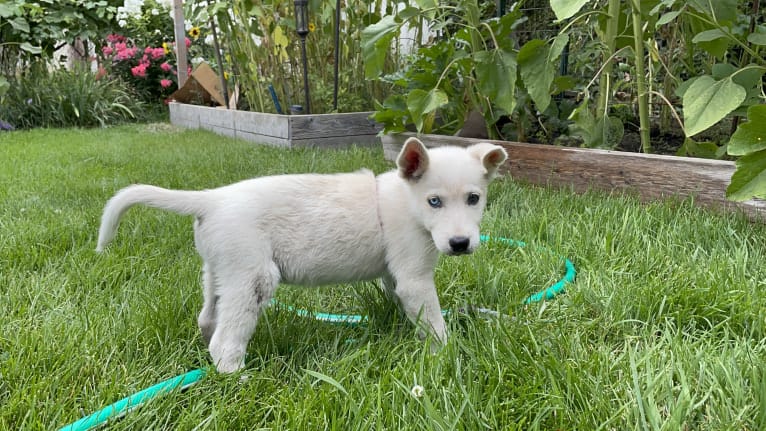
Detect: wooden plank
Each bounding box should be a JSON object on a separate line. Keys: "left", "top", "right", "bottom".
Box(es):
{"left": 170, "top": 105, "right": 381, "bottom": 147}
{"left": 382, "top": 133, "right": 766, "bottom": 222}
{"left": 289, "top": 112, "right": 381, "bottom": 139}
{"left": 234, "top": 110, "right": 289, "bottom": 139}
{"left": 197, "top": 106, "right": 234, "bottom": 129}
{"left": 168, "top": 103, "right": 199, "bottom": 129}
{"left": 290, "top": 135, "right": 380, "bottom": 148}
{"left": 172, "top": 0, "right": 188, "bottom": 87}
{"left": 234, "top": 130, "right": 290, "bottom": 147}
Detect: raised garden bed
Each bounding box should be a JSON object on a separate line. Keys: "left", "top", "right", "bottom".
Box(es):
{"left": 169, "top": 102, "right": 382, "bottom": 148}
{"left": 383, "top": 132, "right": 766, "bottom": 222}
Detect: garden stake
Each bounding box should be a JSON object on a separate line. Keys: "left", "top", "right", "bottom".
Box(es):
{"left": 208, "top": 17, "right": 229, "bottom": 109}
{"left": 333, "top": 0, "right": 340, "bottom": 111}
{"left": 58, "top": 235, "right": 575, "bottom": 430}
{"left": 294, "top": 0, "right": 311, "bottom": 114}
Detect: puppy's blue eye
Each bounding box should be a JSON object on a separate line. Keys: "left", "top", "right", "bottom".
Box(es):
{"left": 427, "top": 196, "right": 442, "bottom": 208}
{"left": 467, "top": 193, "right": 480, "bottom": 205}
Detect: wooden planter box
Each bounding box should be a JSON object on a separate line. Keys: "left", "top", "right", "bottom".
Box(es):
{"left": 169, "top": 102, "right": 382, "bottom": 148}
{"left": 383, "top": 132, "right": 766, "bottom": 222}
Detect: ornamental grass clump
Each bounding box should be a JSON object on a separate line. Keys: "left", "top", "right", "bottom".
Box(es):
{"left": 1, "top": 61, "right": 145, "bottom": 129}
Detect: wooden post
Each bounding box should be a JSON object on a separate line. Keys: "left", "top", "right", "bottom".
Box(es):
{"left": 173, "top": 0, "right": 188, "bottom": 87}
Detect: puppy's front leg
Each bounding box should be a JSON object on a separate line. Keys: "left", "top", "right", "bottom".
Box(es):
{"left": 391, "top": 276, "right": 447, "bottom": 346}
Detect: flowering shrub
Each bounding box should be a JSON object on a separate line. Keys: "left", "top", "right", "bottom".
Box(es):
{"left": 99, "top": 33, "right": 185, "bottom": 102}
{"left": 100, "top": 0, "right": 214, "bottom": 104}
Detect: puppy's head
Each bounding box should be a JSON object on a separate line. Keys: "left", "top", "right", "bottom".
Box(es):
{"left": 396, "top": 137, "right": 507, "bottom": 255}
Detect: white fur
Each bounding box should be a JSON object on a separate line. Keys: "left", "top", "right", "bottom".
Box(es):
{"left": 96, "top": 138, "right": 507, "bottom": 373}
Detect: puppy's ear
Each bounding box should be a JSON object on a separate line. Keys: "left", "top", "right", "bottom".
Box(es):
{"left": 397, "top": 137, "right": 430, "bottom": 180}
{"left": 468, "top": 143, "right": 508, "bottom": 179}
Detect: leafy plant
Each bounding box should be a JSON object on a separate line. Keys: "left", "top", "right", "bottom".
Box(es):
{"left": 666, "top": 3, "right": 766, "bottom": 138}
{"left": 0, "top": 0, "right": 117, "bottom": 72}
{"left": 567, "top": 95, "right": 625, "bottom": 149}
{"left": 726, "top": 104, "right": 766, "bottom": 201}
{"left": 198, "top": 0, "right": 390, "bottom": 114}
{"left": 551, "top": 0, "right": 654, "bottom": 151}
{"left": 364, "top": 0, "right": 570, "bottom": 138}
{"left": 641, "top": 1, "right": 766, "bottom": 199}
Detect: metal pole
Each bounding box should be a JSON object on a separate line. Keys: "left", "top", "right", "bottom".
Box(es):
{"left": 209, "top": 17, "right": 229, "bottom": 108}
{"left": 300, "top": 36, "right": 310, "bottom": 114}
{"left": 332, "top": 0, "right": 340, "bottom": 111}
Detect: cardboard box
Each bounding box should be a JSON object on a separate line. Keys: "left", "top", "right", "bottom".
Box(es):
{"left": 170, "top": 62, "right": 226, "bottom": 107}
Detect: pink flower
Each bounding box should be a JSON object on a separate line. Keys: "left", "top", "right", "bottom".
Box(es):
{"left": 115, "top": 46, "right": 137, "bottom": 61}
{"left": 131, "top": 63, "right": 148, "bottom": 78}
{"left": 160, "top": 79, "right": 173, "bottom": 88}
{"left": 144, "top": 46, "right": 153, "bottom": 55}
{"left": 160, "top": 62, "right": 172, "bottom": 72}
{"left": 185, "top": 37, "right": 191, "bottom": 48}
{"left": 151, "top": 47, "right": 165, "bottom": 59}
{"left": 107, "top": 34, "right": 125, "bottom": 43}
{"left": 114, "top": 42, "right": 127, "bottom": 52}
{"left": 102, "top": 46, "right": 113, "bottom": 56}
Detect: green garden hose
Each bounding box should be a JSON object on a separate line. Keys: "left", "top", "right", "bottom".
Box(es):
{"left": 59, "top": 235, "right": 575, "bottom": 431}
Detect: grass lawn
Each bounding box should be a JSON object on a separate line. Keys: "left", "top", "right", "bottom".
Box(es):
{"left": 1, "top": 124, "right": 766, "bottom": 430}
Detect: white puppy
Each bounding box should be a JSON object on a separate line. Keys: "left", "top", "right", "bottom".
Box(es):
{"left": 97, "top": 137, "right": 507, "bottom": 373}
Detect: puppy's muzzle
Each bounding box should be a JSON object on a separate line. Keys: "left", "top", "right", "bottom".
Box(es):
{"left": 448, "top": 236, "right": 471, "bottom": 255}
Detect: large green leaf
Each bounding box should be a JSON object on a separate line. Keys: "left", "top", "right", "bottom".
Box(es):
{"left": 747, "top": 32, "right": 766, "bottom": 46}
{"left": 726, "top": 149, "right": 766, "bottom": 201}
{"left": 19, "top": 42, "right": 42, "bottom": 54}
{"left": 656, "top": 11, "right": 681, "bottom": 27}
{"left": 0, "top": 3, "right": 17, "bottom": 18}
{"left": 361, "top": 15, "right": 399, "bottom": 79}
{"left": 518, "top": 34, "right": 569, "bottom": 113}
{"left": 676, "top": 138, "right": 721, "bottom": 159}
{"left": 728, "top": 105, "right": 766, "bottom": 156}
{"left": 710, "top": 65, "right": 765, "bottom": 109}
{"left": 725, "top": 105, "right": 766, "bottom": 201}
{"left": 691, "top": 29, "right": 728, "bottom": 43}
{"left": 688, "top": 0, "right": 738, "bottom": 25}
{"left": 414, "top": 0, "right": 437, "bottom": 9}
{"left": 407, "top": 88, "right": 448, "bottom": 133}
{"left": 691, "top": 28, "right": 731, "bottom": 58}
{"left": 413, "top": 0, "right": 437, "bottom": 20}
{"left": 549, "top": 0, "right": 590, "bottom": 21}
{"left": 474, "top": 49, "right": 517, "bottom": 114}
{"left": 682, "top": 75, "right": 746, "bottom": 137}
{"left": 9, "top": 17, "right": 29, "bottom": 33}
{"left": 372, "top": 95, "right": 409, "bottom": 134}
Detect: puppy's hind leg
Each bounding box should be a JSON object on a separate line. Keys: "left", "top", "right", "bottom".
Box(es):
{"left": 208, "top": 261, "right": 280, "bottom": 373}
{"left": 198, "top": 262, "right": 217, "bottom": 347}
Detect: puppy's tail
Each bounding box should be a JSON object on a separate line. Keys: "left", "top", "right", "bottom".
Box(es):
{"left": 96, "top": 184, "right": 208, "bottom": 252}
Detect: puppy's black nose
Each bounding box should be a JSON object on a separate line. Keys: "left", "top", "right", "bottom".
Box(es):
{"left": 449, "top": 236, "right": 470, "bottom": 254}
